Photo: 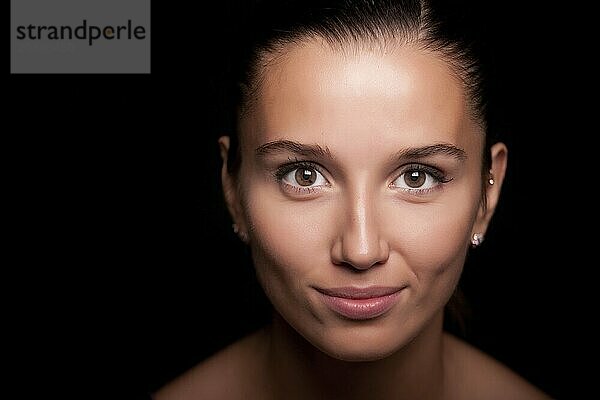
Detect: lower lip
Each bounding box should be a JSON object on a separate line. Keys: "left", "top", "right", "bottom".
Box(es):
{"left": 318, "top": 291, "right": 402, "bottom": 320}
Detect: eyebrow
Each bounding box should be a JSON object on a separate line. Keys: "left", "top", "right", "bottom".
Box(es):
{"left": 255, "top": 140, "right": 334, "bottom": 160}
{"left": 255, "top": 140, "right": 466, "bottom": 162}
{"left": 391, "top": 143, "right": 467, "bottom": 162}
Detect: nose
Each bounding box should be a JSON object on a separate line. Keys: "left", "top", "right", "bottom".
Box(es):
{"left": 331, "top": 191, "right": 389, "bottom": 270}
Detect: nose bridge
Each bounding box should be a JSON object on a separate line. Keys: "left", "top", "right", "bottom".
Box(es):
{"left": 336, "top": 180, "right": 388, "bottom": 269}
{"left": 352, "top": 190, "right": 374, "bottom": 256}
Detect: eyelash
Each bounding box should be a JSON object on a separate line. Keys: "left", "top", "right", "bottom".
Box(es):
{"left": 391, "top": 163, "right": 453, "bottom": 195}
{"left": 274, "top": 159, "right": 327, "bottom": 194}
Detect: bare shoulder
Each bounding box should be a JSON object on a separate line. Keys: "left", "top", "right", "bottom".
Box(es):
{"left": 443, "top": 333, "right": 553, "bottom": 400}
{"left": 152, "top": 329, "right": 268, "bottom": 400}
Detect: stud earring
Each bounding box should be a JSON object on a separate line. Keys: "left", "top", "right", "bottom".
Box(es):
{"left": 238, "top": 231, "right": 249, "bottom": 243}
{"left": 471, "top": 233, "right": 485, "bottom": 248}
{"left": 232, "top": 223, "right": 249, "bottom": 243}
{"left": 488, "top": 172, "right": 495, "bottom": 186}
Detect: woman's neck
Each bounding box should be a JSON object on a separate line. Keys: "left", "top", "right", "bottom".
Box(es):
{"left": 260, "top": 312, "right": 447, "bottom": 400}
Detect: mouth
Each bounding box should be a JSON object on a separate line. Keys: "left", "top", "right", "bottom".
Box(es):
{"left": 314, "top": 286, "right": 405, "bottom": 320}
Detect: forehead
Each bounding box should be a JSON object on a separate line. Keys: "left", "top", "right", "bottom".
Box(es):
{"left": 241, "top": 39, "right": 481, "bottom": 156}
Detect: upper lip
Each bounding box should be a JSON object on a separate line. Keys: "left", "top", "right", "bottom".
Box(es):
{"left": 315, "top": 286, "right": 404, "bottom": 299}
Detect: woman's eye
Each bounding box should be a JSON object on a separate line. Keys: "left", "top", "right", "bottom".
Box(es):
{"left": 282, "top": 166, "right": 328, "bottom": 188}
{"left": 391, "top": 169, "right": 442, "bottom": 191}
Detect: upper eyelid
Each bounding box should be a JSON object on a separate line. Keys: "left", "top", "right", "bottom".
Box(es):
{"left": 391, "top": 163, "right": 451, "bottom": 186}
{"left": 277, "top": 160, "right": 325, "bottom": 173}
{"left": 393, "top": 163, "right": 445, "bottom": 177}
{"left": 274, "top": 160, "right": 330, "bottom": 180}
{"left": 396, "top": 162, "right": 441, "bottom": 171}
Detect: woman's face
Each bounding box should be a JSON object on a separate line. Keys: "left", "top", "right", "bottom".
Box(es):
{"left": 224, "top": 40, "right": 494, "bottom": 361}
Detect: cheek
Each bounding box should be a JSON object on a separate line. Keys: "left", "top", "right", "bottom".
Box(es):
{"left": 242, "top": 188, "right": 331, "bottom": 297}
{"left": 398, "top": 208, "right": 470, "bottom": 266}
{"left": 386, "top": 194, "right": 479, "bottom": 300}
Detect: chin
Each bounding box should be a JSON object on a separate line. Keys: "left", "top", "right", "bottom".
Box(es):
{"left": 328, "top": 349, "right": 396, "bottom": 362}
{"left": 312, "top": 325, "right": 413, "bottom": 362}
{"left": 319, "top": 341, "right": 401, "bottom": 362}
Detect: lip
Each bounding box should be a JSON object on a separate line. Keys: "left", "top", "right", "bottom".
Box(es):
{"left": 315, "top": 286, "right": 404, "bottom": 320}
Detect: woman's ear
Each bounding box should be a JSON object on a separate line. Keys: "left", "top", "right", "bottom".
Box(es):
{"left": 473, "top": 142, "right": 508, "bottom": 239}
{"left": 218, "top": 136, "right": 248, "bottom": 241}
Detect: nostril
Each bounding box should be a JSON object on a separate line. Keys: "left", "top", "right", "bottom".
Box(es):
{"left": 338, "top": 243, "right": 389, "bottom": 271}
{"left": 330, "top": 199, "right": 389, "bottom": 270}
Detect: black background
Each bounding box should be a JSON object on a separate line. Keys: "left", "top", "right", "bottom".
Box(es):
{"left": 7, "top": 1, "right": 584, "bottom": 399}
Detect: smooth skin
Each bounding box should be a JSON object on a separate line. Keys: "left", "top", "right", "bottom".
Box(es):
{"left": 155, "top": 39, "right": 550, "bottom": 399}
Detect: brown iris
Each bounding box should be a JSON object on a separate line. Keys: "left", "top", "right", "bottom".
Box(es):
{"left": 295, "top": 168, "right": 317, "bottom": 186}
{"left": 404, "top": 171, "right": 426, "bottom": 188}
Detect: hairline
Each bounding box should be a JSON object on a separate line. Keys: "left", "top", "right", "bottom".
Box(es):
{"left": 238, "top": 34, "right": 484, "bottom": 133}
